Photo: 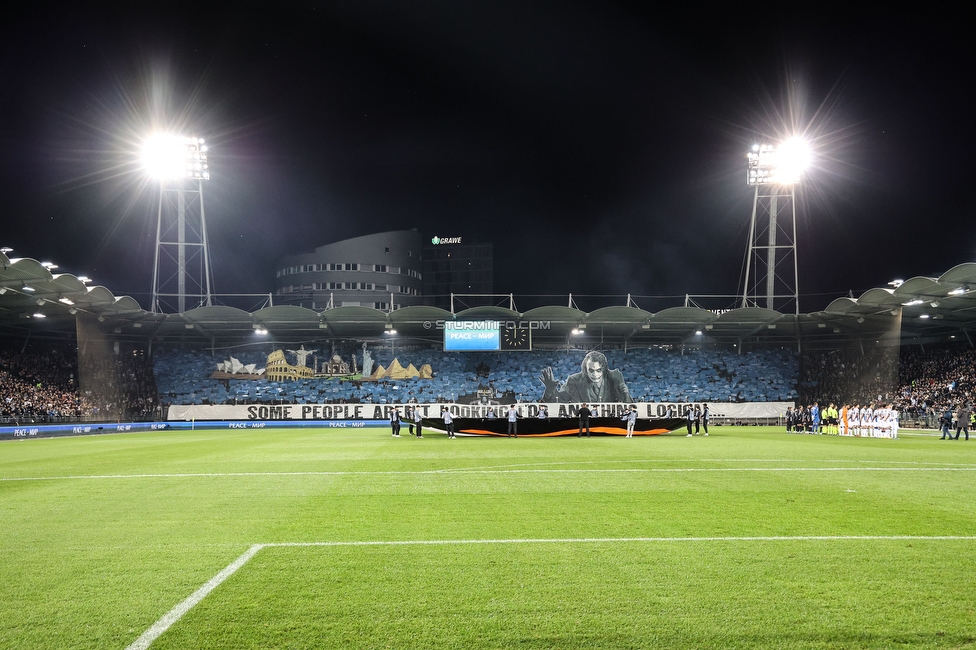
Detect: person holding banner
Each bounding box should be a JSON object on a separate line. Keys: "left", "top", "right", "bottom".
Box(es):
{"left": 623, "top": 405, "right": 637, "bottom": 437}
{"left": 390, "top": 407, "right": 401, "bottom": 437}
{"left": 442, "top": 407, "right": 455, "bottom": 439}
{"left": 578, "top": 403, "right": 591, "bottom": 437}
{"left": 507, "top": 405, "right": 519, "bottom": 438}
{"left": 414, "top": 406, "right": 423, "bottom": 438}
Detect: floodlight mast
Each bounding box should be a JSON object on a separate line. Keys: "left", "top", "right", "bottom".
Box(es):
{"left": 740, "top": 141, "right": 807, "bottom": 315}
{"left": 146, "top": 136, "right": 213, "bottom": 314}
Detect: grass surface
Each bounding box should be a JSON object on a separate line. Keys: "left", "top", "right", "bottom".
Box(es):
{"left": 1, "top": 426, "right": 975, "bottom": 649}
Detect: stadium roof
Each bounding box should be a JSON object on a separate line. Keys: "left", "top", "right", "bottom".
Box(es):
{"left": 3, "top": 250, "right": 976, "bottom": 349}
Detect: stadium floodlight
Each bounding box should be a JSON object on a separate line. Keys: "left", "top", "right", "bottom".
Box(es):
{"left": 147, "top": 133, "right": 213, "bottom": 313}
{"left": 141, "top": 135, "right": 210, "bottom": 181}
{"left": 747, "top": 138, "right": 811, "bottom": 186}
{"left": 741, "top": 137, "right": 810, "bottom": 314}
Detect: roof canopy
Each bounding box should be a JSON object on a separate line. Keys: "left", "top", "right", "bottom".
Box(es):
{"left": 3, "top": 251, "right": 975, "bottom": 348}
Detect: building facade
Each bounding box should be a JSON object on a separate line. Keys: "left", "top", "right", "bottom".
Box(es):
{"left": 422, "top": 236, "right": 493, "bottom": 310}
{"left": 275, "top": 230, "right": 424, "bottom": 310}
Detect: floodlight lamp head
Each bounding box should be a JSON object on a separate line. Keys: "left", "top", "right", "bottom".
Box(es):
{"left": 746, "top": 137, "right": 811, "bottom": 186}
{"left": 141, "top": 134, "right": 210, "bottom": 181}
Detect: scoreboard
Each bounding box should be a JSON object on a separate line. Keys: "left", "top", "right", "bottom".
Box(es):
{"left": 443, "top": 320, "right": 531, "bottom": 351}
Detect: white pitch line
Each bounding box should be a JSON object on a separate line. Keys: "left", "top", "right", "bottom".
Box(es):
{"left": 5, "top": 466, "right": 976, "bottom": 482}
{"left": 124, "top": 544, "right": 264, "bottom": 650}
{"left": 269, "top": 535, "right": 976, "bottom": 547}
{"left": 125, "top": 534, "right": 976, "bottom": 648}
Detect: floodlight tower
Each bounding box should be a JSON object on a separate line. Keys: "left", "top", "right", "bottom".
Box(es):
{"left": 144, "top": 135, "right": 213, "bottom": 313}
{"left": 740, "top": 139, "right": 809, "bottom": 315}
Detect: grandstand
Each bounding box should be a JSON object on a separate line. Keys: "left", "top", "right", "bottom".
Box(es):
{"left": 152, "top": 347, "right": 799, "bottom": 407}
{"left": 3, "top": 247, "right": 976, "bottom": 424}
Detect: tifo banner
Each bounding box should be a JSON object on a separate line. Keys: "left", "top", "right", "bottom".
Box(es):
{"left": 167, "top": 402, "right": 792, "bottom": 422}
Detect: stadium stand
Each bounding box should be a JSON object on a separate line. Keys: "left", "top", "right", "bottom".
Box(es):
{"left": 6, "top": 339, "right": 975, "bottom": 428}
{"left": 152, "top": 346, "right": 801, "bottom": 406}
{"left": 0, "top": 344, "right": 159, "bottom": 423}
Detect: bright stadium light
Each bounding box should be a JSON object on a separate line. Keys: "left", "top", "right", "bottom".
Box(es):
{"left": 747, "top": 138, "right": 811, "bottom": 186}
{"left": 741, "top": 135, "right": 812, "bottom": 315}
{"left": 146, "top": 132, "right": 214, "bottom": 313}
{"left": 141, "top": 134, "right": 210, "bottom": 180}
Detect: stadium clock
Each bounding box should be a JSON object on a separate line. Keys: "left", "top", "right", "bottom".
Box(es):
{"left": 501, "top": 326, "right": 530, "bottom": 350}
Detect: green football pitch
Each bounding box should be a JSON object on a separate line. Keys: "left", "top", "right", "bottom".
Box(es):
{"left": 2, "top": 425, "right": 975, "bottom": 649}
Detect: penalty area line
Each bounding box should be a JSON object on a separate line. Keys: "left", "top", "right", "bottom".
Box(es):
{"left": 124, "top": 544, "right": 263, "bottom": 650}
{"left": 125, "top": 534, "right": 976, "bottom": 648}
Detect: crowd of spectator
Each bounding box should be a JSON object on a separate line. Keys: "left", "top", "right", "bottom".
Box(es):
{"left": 0, "top": 346, "right": 94, "bottom": 422}
{"left": 799, "top": 343, "right": 976, "bottom": 426}
{"left": 0, "top": 344, "right": 159, "bottom": 423}
{"left": 78, "top": 349, "right": 160, "bottom": 420}
{"left": 891, "top": 344, "right": 976, "bottom": 421}
{"left": 153, "top": 346, "right": 799, "bottom": 407}
{"left": 4, "top": 339, "right": 976, "bottom": 426}
{"left": 798, "top": 348, "right": 899, "bottom": 407}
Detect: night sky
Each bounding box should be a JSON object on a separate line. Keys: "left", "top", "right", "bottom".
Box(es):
{"left": 1, "top": 3, "right": 972, "bottom": 312}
